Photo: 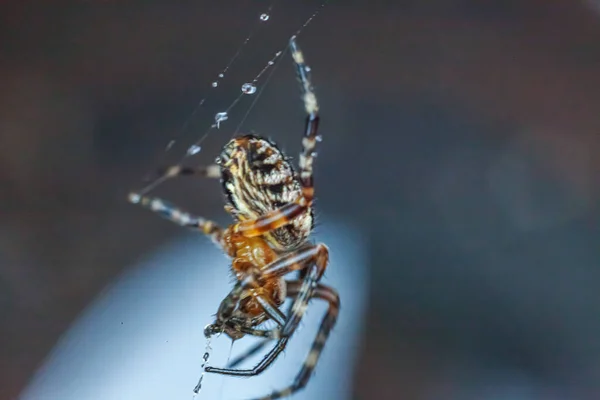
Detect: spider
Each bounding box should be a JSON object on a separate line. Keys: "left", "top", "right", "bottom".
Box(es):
{"left": 128, "top": 36, "right": 339, "bottom": 400}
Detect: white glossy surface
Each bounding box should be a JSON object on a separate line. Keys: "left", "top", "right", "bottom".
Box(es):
{"left": 21, "top": 219, "right": 368, "bottom": 400}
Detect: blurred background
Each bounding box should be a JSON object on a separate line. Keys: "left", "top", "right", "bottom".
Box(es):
{"left": 1, "top": 0, "right": 600, "bottom": 399}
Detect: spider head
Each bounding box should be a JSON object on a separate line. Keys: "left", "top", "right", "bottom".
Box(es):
{"left": 204, "top": 322, "right": 245, "bottom": 341}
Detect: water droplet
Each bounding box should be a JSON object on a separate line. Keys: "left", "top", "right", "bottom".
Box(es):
{"left": 218, "top": 73, "right": 224, "bottom": 78}
{"left": 187, "top": 145, "right": 201, "bottom": 155}
{"left": 193, "top": 337, "right": 212, "bottom": 395}
{"left": 260, "top": 13, "right": 270, "bottom": 21}
{"left": 315, "top": 135, "right": 323, "bottom": 142}
{"left": 214, "top": 112, "right": 228, "bottom": 128}
{"left": 241, "top": 83, "right": 257, "bottom": 94}
{"left": 211, "top": 81, "right": 218, "bottom": 88}
{"left": 128, "top": 192, "right": 141, "bottom": 204}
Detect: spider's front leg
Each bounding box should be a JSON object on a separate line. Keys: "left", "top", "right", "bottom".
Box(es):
{"left": 249, "top": 282, "right": 340, "bottom": 400}
{"left": 128, "top": 163, "right": 225, "bottom": 246}
{"left": 128, "top": 193, "right": 223, "bottom": 247}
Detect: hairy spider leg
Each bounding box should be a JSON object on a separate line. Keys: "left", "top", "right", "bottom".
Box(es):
{"left": 232, "top": 37, "right": 321, "bottom": 237}
{"left": 136, "top": 163, "right": 221, "bottom": 196}
{"left": 226, "top": 339, "right": 272, "bottom": 369}
{"left": 290, "top": 35, "right": 320, "bottom": 204}
{"left": 205, "top": 337, "right": 290, "bottom": 378}
{"left": 154, "top": 164, "right": 221, "bottom": 182}
{"left": 127, "top": 194, "right": 223, "bottom": 247}
{"left": 255, "top": 282, "right": 339, "bottom": 400}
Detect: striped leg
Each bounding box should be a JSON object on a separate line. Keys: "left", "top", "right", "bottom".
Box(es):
{"left": 233, "top": 199, "right": 310, "bottom": 237}
{"left": 225, "top": 339, "right": 272, "bottom": 369}
{"left": 153, "top": 164, "right": 221, "bottom": 181}
{"left": 260, "top": 244, "right": 328, "bottom": 280}
{"left": 127, "top": 194, "right": 223, "bottom": 246}
{"left": 249, "top": 283, "right": 340, "bottom": 400}
{"left": 261, "top": 244, "right": 328, "bottom": 337}
{"left": 137, "top": 163, "right": 221, "bottom": 195}
{"left": 205, "top": 337, "right": 290, "bottom": 377}
{"left": 290, "top": 36, "right": 320, "bottom": 204}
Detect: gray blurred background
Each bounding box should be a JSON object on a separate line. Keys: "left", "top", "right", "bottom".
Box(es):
{"left": 1, "top": 0, "right": 600, "bottom": 399}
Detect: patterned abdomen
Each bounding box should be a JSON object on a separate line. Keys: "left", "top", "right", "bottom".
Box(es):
{"left": 219, "top": 134, "right": 313, "bottom": 250}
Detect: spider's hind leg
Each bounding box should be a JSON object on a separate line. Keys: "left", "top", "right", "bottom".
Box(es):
{"left": 250, "top": 283, "right": 340, "bottom": 400}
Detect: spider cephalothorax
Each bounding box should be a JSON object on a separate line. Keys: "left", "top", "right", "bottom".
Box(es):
{"left": 129, "top": 37, "right": 338, "bottom": 400}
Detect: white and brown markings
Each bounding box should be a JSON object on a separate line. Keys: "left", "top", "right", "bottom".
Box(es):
{"left": 128, "top": 36, "right": 339, "bottom": 400}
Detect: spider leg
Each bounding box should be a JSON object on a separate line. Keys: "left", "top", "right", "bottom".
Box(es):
{"left": 233, "top": 200, "right": 310, "bottom": 237}
{"left": 260, "top": 243, "right": 328, "bottom": 280}
{"left": 226, "top": 339, "right": 272, "bottom": 369}
{"left": 233, "top": 263, "right": 321, "bottom": 341}
{"left": 249, "top": 283, "right": 340, "bottom": 400}
{"left": 153, "top": 164, "right": 220, "bottom": 182}
{"left": 135, "top": 163, "right": 220, "bottom": 196}
{"left": 261, "top": 243, "right": 329, "bottom": 337}
{"left": 290, "top": 35, "right": 320, "bottom": 204}
{"left": 205, "top": 338, "right": 290, "bottom": 377}
{"left": 127, "top": 194, "right": 223, "bottom": 246}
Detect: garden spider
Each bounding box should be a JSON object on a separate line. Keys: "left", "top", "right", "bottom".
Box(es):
{"left": 128, "top": 36, "right": 340, "bottom": 400}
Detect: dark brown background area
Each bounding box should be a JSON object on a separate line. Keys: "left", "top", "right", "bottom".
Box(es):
{"left": 1, "top": 1, "right": 600, "bottom": 399}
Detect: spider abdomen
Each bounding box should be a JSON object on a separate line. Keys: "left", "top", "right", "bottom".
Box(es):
{"left": 219, "top": 134, "right": 313, "bottom": 250}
